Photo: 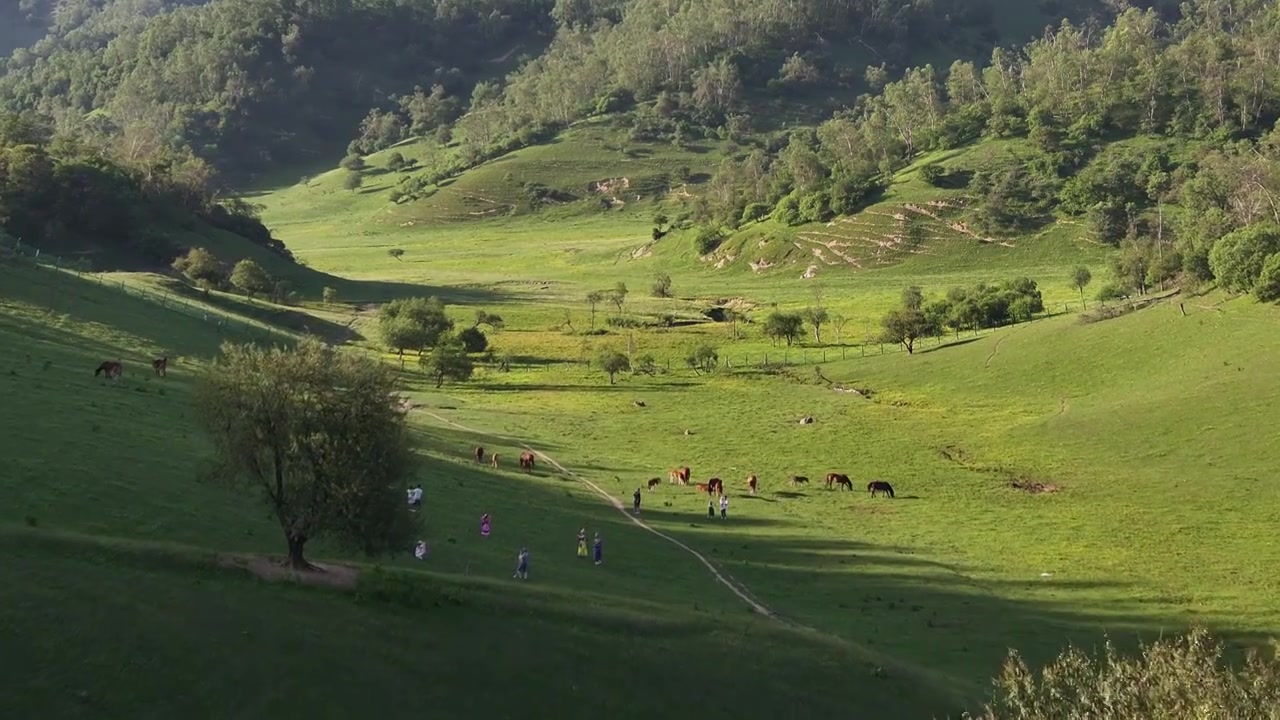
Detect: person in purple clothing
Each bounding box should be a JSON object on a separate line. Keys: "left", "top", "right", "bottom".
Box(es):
{"left": 593, "top": 532, "right": 603, "bottom": 565}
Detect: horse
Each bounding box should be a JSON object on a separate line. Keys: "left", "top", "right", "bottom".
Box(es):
{"left": 746, "top": 474, "right": 758, "bottom": 495}
{"left": 836, "top": 476, "right": 854, "bottom": 491}
{"left": 646, "top": 477, "right": 661, "bottom": 491}
{"left": 94, "top": 361, "right": 122, "bottom": 381}
{"left": 677, "top": 466, "right": 691, "bottom": 484}
{"left": 490, "top": 454, "right": 500, "bottom": 469}
{"left": 789, "top": 475, "right": 809, "bottom": 487}
{"left": 825, "top": 473, "right": 850, "bottom": 490}
{"left": 152, "top": 357, "right": 167, "bottom": 377}
{"left": 519, "top": 451, "right": 536, "bottom": 473}
{"left": 868, "top": 480, "right": 895, "bottom": 498}
{"left": 475, "top": 446, "right": 485, "bottom": 464}
{"left": 707, "top": 478, "right": 723, "bottom": 496}
{"left": 695, "top": 482, "right": 710, "bottom": 493}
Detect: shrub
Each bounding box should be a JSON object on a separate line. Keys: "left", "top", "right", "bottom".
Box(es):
{"left": 772, "top": 195, "right": 802, "bottom": 226}
{"left": 1209, "top": 223, "right": 1280, "bottom": 293}
{"left": 386, "top": 152, "right": 408, "bottom": 171}
{"left": 694, "top": 227, "right": 724, "bottom": 255}
{"left": 651, "top": 271, "right": 673, "bottom": 298}
{"left": 340, "top": 154, "right": 366, "bottom": 171}
{"left": 918, "top": 164, "right": 946, "bottom": 187}
{"left": 799, "top": 191, "right": 833, "bottom": 223}
{"left": 456, "top": 327, "right": 488, "bottom": 353}
{"left": 741, "top": 202, "right": 771, "bottom": 225}
{"left": 322, "top": 287, "right": 339, "bottom": 305}
{"left": 1254, "top": 253, "right": 1280, "bottom": 302}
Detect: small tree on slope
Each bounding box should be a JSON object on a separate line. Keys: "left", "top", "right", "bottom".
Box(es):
{"left": 194, "top": 340, "right": 417, "bottom": 569}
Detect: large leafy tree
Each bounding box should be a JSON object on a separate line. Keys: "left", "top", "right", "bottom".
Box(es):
{"left": 194, "top": 340, "right": 417, "bottom": 569}
{"left": 378, "top": 297, "right": 454, "bottom": 356}
{"left": 420, "top": 339, "right": 474, "bottom": 388}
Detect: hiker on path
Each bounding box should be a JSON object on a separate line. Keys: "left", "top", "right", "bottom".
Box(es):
{"left": 633, "top": 488, "right": 642, "bottom": 515}
{"left": 577, "top": 528, "right": 588, "bottom": 558}
{"left": 593, "top": 532, "right": 603, "bottom": 565}
{"left": 707, "top": 499, "right": 715, "bottom": 520}
{"left": 514, "top": 547, "right": 529, "bottom": 580}
{"left": 719, "top": 494, "right": 729, "bottom": 520}
{"left": 480, "top": 513, "right": 492, "bottom": 538}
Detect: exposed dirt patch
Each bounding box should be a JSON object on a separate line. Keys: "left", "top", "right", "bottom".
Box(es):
{"left": 218, "top": 554, "right": 360, "bottom": 589}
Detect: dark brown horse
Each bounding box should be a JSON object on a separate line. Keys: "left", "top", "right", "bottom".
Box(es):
{"left": 789, "top": 475, "right": 809, "bottom": 487}
{"left": 676, "top": 466, "right": 691, "bottom": 484}
{"left": 825, "top": 472, "right": 850, "bottom": 490}
{"left": 475, "top": 446, "right": 485, "bottom": 464}
{"left": 94, "top": 361, "right": 122, "bottom": 380}
{"left": 707, "top": 478, "right": 723, "bottom": 496}
{"left": 646, "top": 477, "right": 661, "bottom": 491}
{"left": 152, "top": 357, "right": 167, "bottom": 377}
{"left": 519, "top": 451, "right": 536, "bottom": 473}
{"left": 836, "top": 476, "right": 854, "bottom": 491}
{"left": 746, "top": 474, "right": 758, "bottom": 495}
{"left": 867, "top": 480, "right": 895, "bottom": 498}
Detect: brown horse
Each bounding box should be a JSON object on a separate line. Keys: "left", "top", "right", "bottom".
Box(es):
{"left": 669, "top": 466, "right": 691, "bottom": 485}
{"left": 867, "top": 480, "right": 895, "bottom": 498}
{"left": 825, "top": 473, "right": 850, "bottom": 490}
{"left": 746, "top": 474, "right": 758, "bottom": 495}
{"left": 789, "top": 475, "right": 809, "bottom": 487}
{"left": 94, "top": 361, "right": 122, "bottom": 380}
{"left": 707, "top": 478, "right": 723, "bottom": 496}
{"left": 475, "top": 446, "right": 485, "bottom": 464}
{"left": 519, "top": 451, "right": 536, "bottom": 473}
{"left": 836, "top": 476, "right": 854, "bottom": 491}
{"left": 646, "top": 477, "right": 661, "bottom": 491}
{"left": 695, "top": 482, "right": 710, "bottom": 493}
{"left": 490, "top": 454, "right": 500, "bottom": 469}
{"left": 152, "top": 357, "right": 167, "bottom": 377}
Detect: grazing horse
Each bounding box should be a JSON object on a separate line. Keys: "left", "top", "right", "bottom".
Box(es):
{"left": 825, "top": 473, "right": 850, "bottom": 490}
{"left": 152, "top": 357, "right": 167, "bottom": 377}
{"left": 94, "top": 361, "right": 122, "bottom": 381}
{"left": 669, "top": 466, "right": 691, "bottom": 485}
{"left": 490, "top": 454, "right": 500, "bottom": 469}
{"left": 867, "top": 480, "right": 895, "bottom": 498}
{"left": 836, "top": 476, "right": 854, "bottom": 491}
{"left": 789, "top": 475, "right": 809, "bottom": 487}
{"left": 519, "top": 451, "right": 536, "bottom": 473}
{"left": 746, "top": 474, "right": 758, "bottom": 495}
{"left": 695, "top": 482, "right": 710, "bottom": 494}
{"left": 475, "top": 446, "right": 485, "bottom": 464}
{"left": 646, "top": 477, "right": 661, "bottom": 491}
{"left": 707, "top": 478, "right": 723, "bottom": 496}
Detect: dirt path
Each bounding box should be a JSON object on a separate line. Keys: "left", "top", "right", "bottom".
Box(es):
{"left": 420, "top": 410, "right": 789, "bottom": 622}
{"left": 984, "top": 328, "right": 1017, "bottom": 368}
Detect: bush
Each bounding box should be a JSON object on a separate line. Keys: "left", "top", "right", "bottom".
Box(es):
{"left": 651, "top": 271, "right": 673, "bottom": 298}
{"left": 456, "top": 327, "right": 488, "bottom": 353}
{"left": 741, "top": 202, "right": 771, "bottom": 225}
{"left": 386, "top": 152, "right": 408, "bottom": 171}
{"left": 918, "top": 164, "right": 946, "bottom": 187}
{"left": 322, "top": 286, "right": 339, "bottom": 305}
{"left": 1254, "top": 253, "right": 1280, "bottom": 302}
{"left": 1209, "top": 223, "right": 1280, "bottom": 293}
{"left": 694, "top": 227, "right": 724, "bottom": 255}
{"left": 772, "top": 195, "right": 802, "bottom": 226}
{"left": 340, "top": 154, "right": 366, "bottom": 171}
{"left": 799, "top": 191, "right": 833, "bottom": 223}
{"left": 1096, "top": 282, "right": 1130, "bottom": 302}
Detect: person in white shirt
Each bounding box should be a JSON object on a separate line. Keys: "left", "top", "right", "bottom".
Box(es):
{"left": 719, "top": 494, "right": 729, "bottom": 519}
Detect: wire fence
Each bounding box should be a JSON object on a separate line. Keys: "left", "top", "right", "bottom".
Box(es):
{"left": 0, "top": 236, "right": 285, "bottom": 344}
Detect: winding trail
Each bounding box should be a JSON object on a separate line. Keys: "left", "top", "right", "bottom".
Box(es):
{"left": 420, "top": 410, "right": 792, "bottom": 624}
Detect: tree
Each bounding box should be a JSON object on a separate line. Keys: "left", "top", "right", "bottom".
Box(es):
{"left": 609, "top": 282, "right": 629, "bottom": 315}
{"left": 881, "top": 307, "right": 938, "bottom": 354}
{"left": 974, "top": 628, "right": 1280, "bottom": 720}
{"left": 420, "top": 340, "right": 473, "bottom": 388}
{"left": 340, "top": 154, "right": 366, "bottom": 171}
{"left": 473, "top": 310, "right": 504, "bottom": 329}
{"left": 388, "top": 248, "right": 405, "bottom": 261}
{"left": 902, "top": 286, "right": 924, "bottom": 311}
{"left": 378, "top": 297, "right": 454, "bottom": 356}
{"left": 763, "top": 311, "right": 804, "bottom": 346}
{"left": 343, "top": 171, "right": 363, "bottom": 192}
{"left": 831, "top": 313, "right": 850, "bottom": 344}
{"left": 193, "top": 340, "right": 416, "bottom": 569}
{"left": 386, "top": 152, "right": 407, "bottom": 171}
{"left": 597, "top": 349, "right": 630, "bottom": 384}
{"left": 172, "top": 247, "right": 225, "bottom": 288}
{"left": 1209, "top": 223, "right": 1280, "bottom": 293}
{"left": 803, "top": 306, "right": 829, "bottom": 343}
{"left": 230, "top": 259, "right": 272, "bottom": 300}
{"left": 1071, "top": 266, "right": 1093, "bottom": 308}
{"left": 1254, "top": 253, "right": 1280, "bottom": 302}
{"left": 456, "top": 326, "right": 488, "bottom": 353}
{"left": 685, "top": 343, "right": 719, "bottom": 374}
{"left": 322, "top": 286, "right": 339, "bottom": 305}
{"left": 585, "top": 290, "right": 603, "bottom": 328}
{"left": 651, "top": 271, "right": 673, "bottom": 298}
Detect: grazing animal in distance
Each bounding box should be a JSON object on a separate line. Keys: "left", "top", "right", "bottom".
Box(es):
{"left": 519, "top": 451, "right": 536, "bottom": 473}
{"left": 668, "top": 469, "right": 681, "bottom": 484}
{"left": 789, "top": 475, "right": 809, "bottom": 487}
{"left": 490, "top": 454, "right": 500, "bottom": 469}
{"left": 94, "top": 361, "right": 122, "bottom": 381}
{"left": 152, "top": 357, "right": 167, "bottom": 377}
{"left": 868, "top": 480, "right": 895, "bottom": 498}
{"left": 670, "top": 466, "right": 691, "bottom": 485}
{"left": 475, "top": 446, "right": 485, "bottom": 464}
{"left": 746, "top": 474, "right": 758, "bottom": 495}
{"left": 647, "top": 477, "right": 661, "bottom": 491}
{"left": 826, "top": 473, "right": 850, "bottom": 490}
{"left": 836, "top": 476, "right": 854, "bottom": 491}
{"left": 707, "top": 478, "right": 723, "bottom": 496}
{"left": 695, "top": 482, "right": 710, "bottom": 493}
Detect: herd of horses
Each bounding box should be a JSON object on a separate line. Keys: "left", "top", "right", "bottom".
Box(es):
{"left": 655, "top": 467, "right": 896, "bottom": 499}
{"left": 94, "top": 357, "right": 167, "bottom": 381}
{"left": 475, "top": 446, "right": 536, "bottom": 473}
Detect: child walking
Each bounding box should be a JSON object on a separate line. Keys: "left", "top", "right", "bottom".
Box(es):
{"left": 707, "top": 498, "right": 715, "bottom": 519}
{"left": 513, "top": 547, "right": 529, "bottom": 580}
{"left": 480, "top": 513, "right": 492, "bottom": 538}
{"left": 593, "top": 532, "right": 603, "bottom": 565}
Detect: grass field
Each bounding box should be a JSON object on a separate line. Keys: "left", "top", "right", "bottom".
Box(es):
{"left": 5, "top": 117, "right": 1280, "bottom": 719}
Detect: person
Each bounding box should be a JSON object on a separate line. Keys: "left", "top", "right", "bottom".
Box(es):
{"left": 480, "top": 513, "right": 491, "bottom": 538}
{"left": 407, "top": 485, "right": 423, "bottom": 512}
{"left": 719, "top": 494, "right": 729, "bottom": 520}
{"left": 414, "top": 540, "right": 428, "bottom": 560}
{"left": 514, "top": 547, "right": 529, "bottom": 580}
{"left": 577, "top": 528, "right": 588, "bottom": 558}
{"left": 633, "top": 488, "right": 642, "bottom": 515}
{"left": 707, "top": 498, "right": 715, "bottom": 520}
{"left": 593, "top": 532, "right": 603, "bottom": 565}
